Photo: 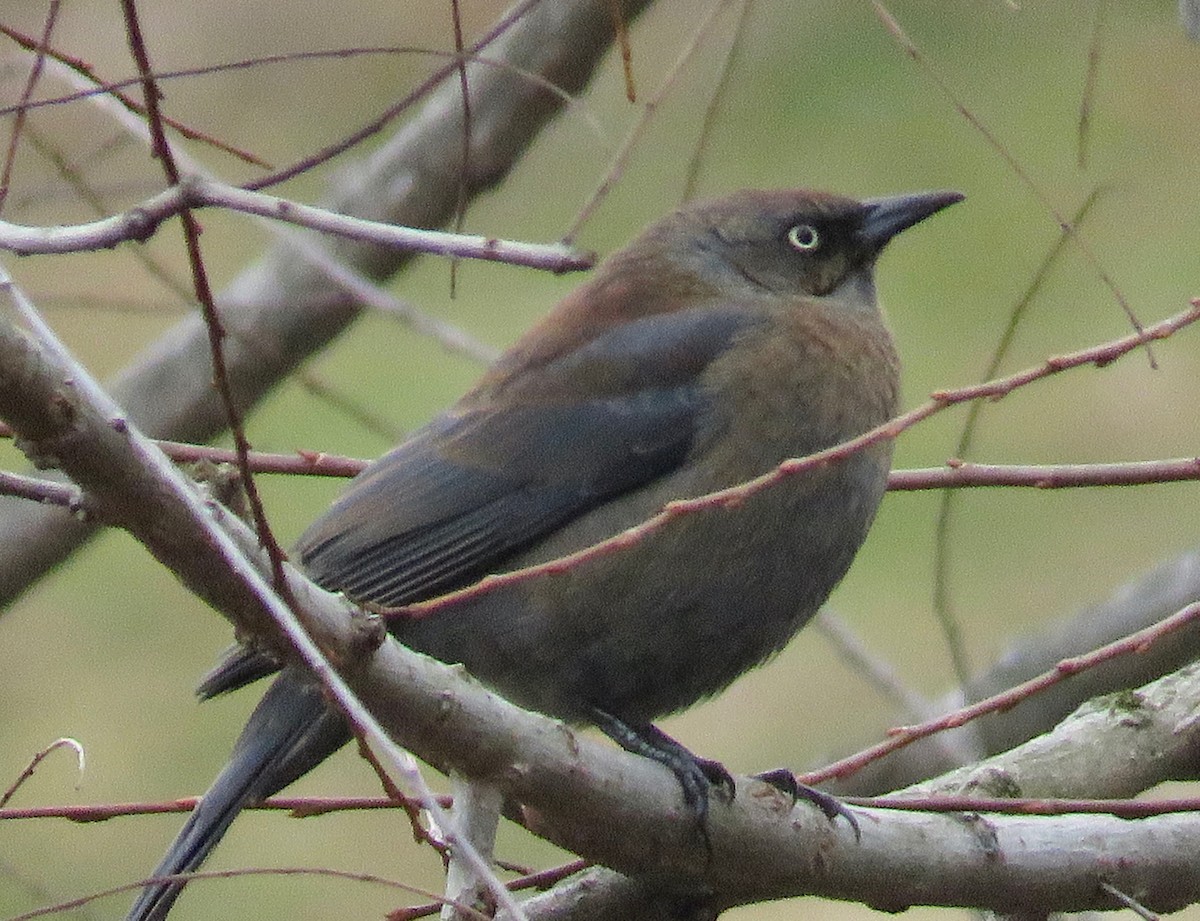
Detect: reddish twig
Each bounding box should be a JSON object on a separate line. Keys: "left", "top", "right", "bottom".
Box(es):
{"left": 153, "top": 441, "right": 368, "bottom": 476}
{"left": 5, "top": 866, "right": 466, "bottom": 921}
{"left": 607, "top": 0, "right": 637, "bottom": 102}
{"left": 1, "top": 738, "right": 84, "bottom": 809}
{"left": 352, "top": 733, "right": 446, "bottom": 854}
{"left": 0, "top": 423, "right": 369, "bottom": 475}
{"left": 851, "top": 793, "right": 1200, "bottom": 819}
{"left": 932, "top": 188, "right": 1103, "bottom": 686}
{"left": 802, "top": 598, "right": 1200, "bottom": 785}
{"left": 0, "top": 794, "right": 444, "bottom": 823}
{"left": 0, "top": 45, "right": 591, "bottom": 157}
{"left": 6, "top": 450, "right": 1199, "bottom": 514}
{"left": 0, "top": 1, "right": 61, "bottom": 210}
{"left": 890, "top": 457, "right": 1200, "bottom": 490}
{"left": 0, "top": 21, "right": 269, "bottom": 168}
{"left": 243, "top": 0, "right": 544, "bottom": 191}
{"left": 119, "top": 0, "right": 290, "bottom": 590}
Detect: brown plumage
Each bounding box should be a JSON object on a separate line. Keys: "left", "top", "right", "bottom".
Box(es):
{"left": 128, "top": 187, "right": 962, "bottom": 921}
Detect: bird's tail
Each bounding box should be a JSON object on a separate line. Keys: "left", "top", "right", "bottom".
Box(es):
{"left": 126, "top": 668, "right": 351, "bottom": 921}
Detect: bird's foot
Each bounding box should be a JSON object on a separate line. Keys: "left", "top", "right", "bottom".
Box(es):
{"left": 754, "top": 767, "right": 860, "bottom": 841}
{"left": 589, "top": 709, "right": 734, "bottom": 838}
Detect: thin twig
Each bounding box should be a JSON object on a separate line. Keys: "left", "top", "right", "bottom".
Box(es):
{"left": 4, "top": 865, "right": 476, "bottom": 921}
{"left": 932, "top": 188, "right": 1102, "bottom": 686}
{"left": 4, "top": 444, "right": 1199, "bottom": 508}
{"left": 803, "top": 598, "right": 1200, "bottom": 785}
{"left": 448, "top": 0, "right": 472, "bottom": 298}
{"left": 0, "top": 43, "right": 608, "bottom": 163}
{"left": 681, "top": 0, "right": 752, "bottom": 203}
{"left": 814, "top": 611, "right": 939, "bottom": 724}
{"left": 563, "top": 0, "right": 732, "bottom": 243}
{"left": 390, "top": 860, "right": 590, "bottom": 921}
{"left": 243, "top": 0, "right": 547, "bottom": 191}
{"left": 0, "top": 795, "right": 444, "bottom": 822}
{"left": 351, "top": 732, "right": 447, "bottom": 852}
{"left": 119, "top": 0, "right": 290, "bottom": 593}
{"left": 0, "top": 0, "right": 61, "bottom": 210}
{"left": 0, "top": 20, "right": 269, "bottom": 166}
{"left": 0, "top": 261, "right": 528, "bottom": 921}
{"left": 18, "top": 124, "right": 405, "bottom": 442}
{"left": 1, "top": 738, "right": 84, "bottom": 809}
{"left": 1100, "top": 880, "right": 1160, "bottom": 921}
{"left": 1078, "top": 0, "right": 1108, "bottom": 170}
{"left": 874, "top": 1, "right": 1149, "bottom": 356}
{"left": 43, "top": 56, "right": 509, "bottom": 367}
{"left": 607, "top": 0, "right": 637, "bottom": 102}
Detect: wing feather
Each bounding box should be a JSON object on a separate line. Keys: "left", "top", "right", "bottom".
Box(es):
{"left": 297, "top": 306, "right": 760, "bottom": 605}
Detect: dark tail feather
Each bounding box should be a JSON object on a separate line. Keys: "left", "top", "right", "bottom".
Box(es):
{"left": 126, "top": 669, "right": 351, "bottom": 921}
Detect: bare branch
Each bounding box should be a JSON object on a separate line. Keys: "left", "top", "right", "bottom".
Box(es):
{"left": 874, "top": 0, "right": 1146, "bottom": 344}
{"left": 0, "top": 176, "right": 590, "bottom": 272}
{"left": 0, "top": 0, "right": 658, "bottom": 608}
{"left": 890, "top": 458, "right": 1200, "bottom": 490}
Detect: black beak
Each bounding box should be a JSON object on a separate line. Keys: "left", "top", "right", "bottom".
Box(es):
{"left": 859, "top": 190, "right": 965, "bottom": 249}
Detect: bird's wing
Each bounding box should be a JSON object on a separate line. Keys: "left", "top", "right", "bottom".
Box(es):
{"left": 295, "top": 305, "right": 761, "bottom": 608}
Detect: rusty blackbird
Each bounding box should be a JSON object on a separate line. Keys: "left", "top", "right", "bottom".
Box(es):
{"left": 127, "top": 187, "right": 962, "bottom": 920}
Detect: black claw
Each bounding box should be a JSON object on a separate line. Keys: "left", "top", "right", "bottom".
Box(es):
{"left": 753, "top": 768, "right": 861, "bottom": 842}
{"left": 590, "top": 708, "right": 731, "bottom": 850}
{"left": 587, "top": 712, "right": 862, "bottom": 853}
{"left": 755, "top": 766, "right": 802, "bottom": 801}
{"left": 696, "top": 756, "right": 736, "bottom": 803}
{"left": 674, "top": 755, "right": 717, "bottom": 822}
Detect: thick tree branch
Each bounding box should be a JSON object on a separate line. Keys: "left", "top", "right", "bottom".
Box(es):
{"left": 503, "top": 657, "right": 1200, "bottom": 921}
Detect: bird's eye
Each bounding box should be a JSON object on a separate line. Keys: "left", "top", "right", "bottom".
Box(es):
{"left": 787, "top": 223, "right": 820, "bottom": 252}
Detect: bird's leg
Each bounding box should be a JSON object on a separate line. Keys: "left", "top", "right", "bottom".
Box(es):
{"left": 589, "top": 708, "right": 735, "bottom": 824}
{"left": 753, "top": 768, "right": 860, "bottom": 841}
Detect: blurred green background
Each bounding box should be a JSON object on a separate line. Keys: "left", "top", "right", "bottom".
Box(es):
{"left": 1, "top": 1, "right": 1198, "bottom": 919}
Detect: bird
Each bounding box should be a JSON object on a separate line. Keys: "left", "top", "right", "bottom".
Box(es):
{"left": 126, "top": 186, "right": 962, "bottom": 920}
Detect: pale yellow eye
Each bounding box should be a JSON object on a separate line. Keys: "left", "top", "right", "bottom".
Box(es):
{"left": 787, "top": 223, "right": 820, "bottom": 251}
